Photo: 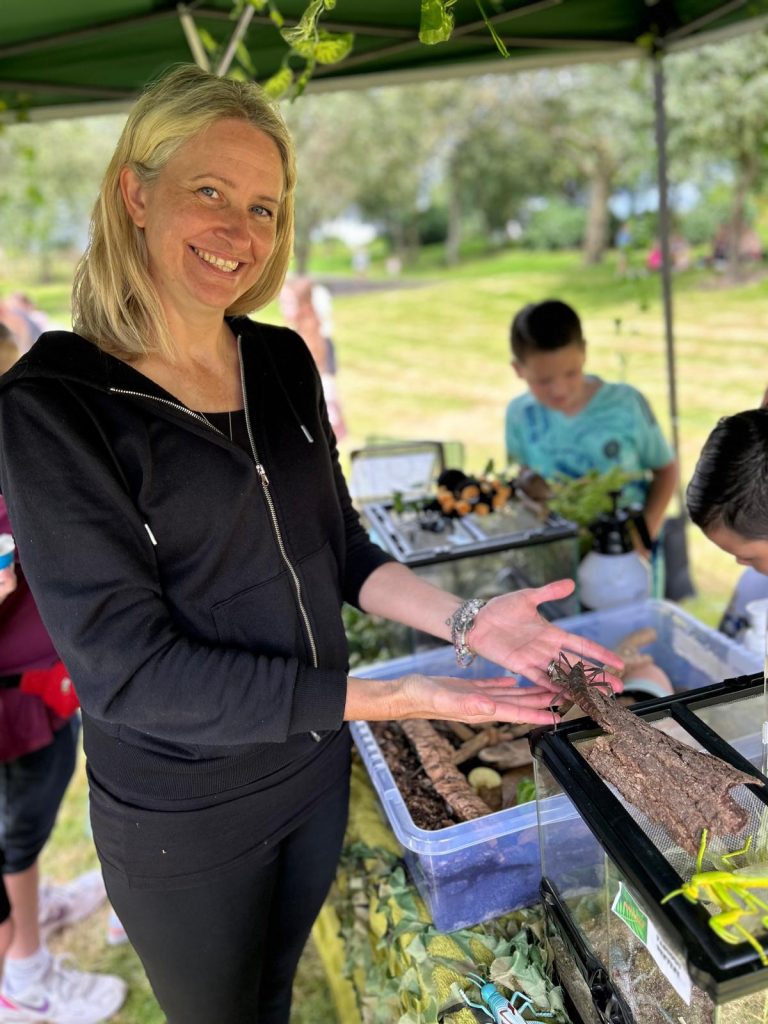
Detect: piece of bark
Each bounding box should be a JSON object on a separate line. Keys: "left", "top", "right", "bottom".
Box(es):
{"left": 445, "top": 721, "right": 476, "bottom": 742}
{"left": 615, "top": 626, "right": 657, "bottom": 676}
{"left": 451, "top": 727, "right": 500, "bottom": 765}
{"left": 478, "top": 738, "right": 534, "bottom": 769}
{"left": 401, "top": 720, "right": 491, "bottom": 821}
{"left": 552, "top": 658, "right": 758, "bottom": 855}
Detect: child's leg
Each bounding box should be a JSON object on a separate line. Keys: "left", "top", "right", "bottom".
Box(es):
{"left": 0, "top": 718, "right": 78, "bottom": 961}
{"left": 0, "top": 856, "right": 12, "bottom": 987}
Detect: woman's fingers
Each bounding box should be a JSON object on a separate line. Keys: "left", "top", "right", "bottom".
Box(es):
{"left": 559, "top": 635, "right": 624, "bottom": 672}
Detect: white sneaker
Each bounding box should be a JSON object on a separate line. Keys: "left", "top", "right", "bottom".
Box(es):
{"left": 38, "top": 871, "right": 107, "bottom": 941}
{"left": 0, "top": 956, "right": 127, "bottom": 1023}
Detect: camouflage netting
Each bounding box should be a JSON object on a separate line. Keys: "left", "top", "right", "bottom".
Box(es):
{"left": 311, "top": 758, "right": 571, "bottom": 1024}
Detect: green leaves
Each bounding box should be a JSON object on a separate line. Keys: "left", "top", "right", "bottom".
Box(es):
{"left": 219, "top": 0, "right": 518, "bottom": 99}
{"left": 311, "top": 29, "right": 354, "bottom": 64}
{"left": 263, "top": 66, "right": 294, "bottom": 99}
{"left": 419, "top": 0, "right": 459, "bottom": 45}
{"left": 281, "top": 0, "right": 336, "bottom": 47}
{"left": 547, "top": 467, "right": 639, "bottom": 529}
{"left": 419, "top": 0, "right": 509, "bottom": 56}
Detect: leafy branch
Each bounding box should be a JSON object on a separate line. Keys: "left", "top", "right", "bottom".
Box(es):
{"left": 203, "top": 0, "right": 510, "bottom": 99}
{"left": 201, "top": 0, "right": 352, "bottom": 99}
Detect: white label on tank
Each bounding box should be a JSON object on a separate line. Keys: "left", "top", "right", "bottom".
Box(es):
{"left": 611, "top": 881, "right": 692, "bottom": 1004}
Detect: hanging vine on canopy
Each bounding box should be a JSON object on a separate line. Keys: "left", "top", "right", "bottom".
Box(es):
{"left": 197, "top": 0, "right": 511, "bottom": 99}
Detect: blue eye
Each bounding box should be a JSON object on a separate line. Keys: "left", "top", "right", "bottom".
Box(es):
{"left": 251, "top": 205, "right": 273, "bottom": 218}
{"left": 198, "top": 186, "right": 218, "bottom": 198}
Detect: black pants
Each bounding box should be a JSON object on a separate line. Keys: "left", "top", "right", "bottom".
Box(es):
{"left": 100, "top": 775, "right": 349, "bottom": 1024}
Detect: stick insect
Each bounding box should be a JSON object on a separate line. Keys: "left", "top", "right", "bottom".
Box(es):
{"left": 661, "top": 828, "right": 768, "bottom": 965}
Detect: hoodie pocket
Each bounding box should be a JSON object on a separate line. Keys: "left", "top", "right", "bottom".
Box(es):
{"left": 211, "top": 569, "right": 300, "bottom": 658}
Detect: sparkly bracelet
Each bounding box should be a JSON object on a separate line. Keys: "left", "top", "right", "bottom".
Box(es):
{"left": 446, "top": 598, "right": 487, "bottom": 668}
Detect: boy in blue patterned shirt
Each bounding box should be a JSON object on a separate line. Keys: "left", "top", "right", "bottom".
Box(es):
{"left": 504, "top": 299, "right": 677, "bottom": 541}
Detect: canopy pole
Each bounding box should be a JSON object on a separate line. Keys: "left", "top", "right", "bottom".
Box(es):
{"left": 651, "top": 48, "right": 684, "bottom": 508}
{"left": 177, "top": 4, "right": 210, "bottom": 72}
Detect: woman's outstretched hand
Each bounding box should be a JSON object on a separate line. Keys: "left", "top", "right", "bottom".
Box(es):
{"left": 394, "top": 673, "right": 563, "bottom": 726}
{"left": 469, "top": 579, "right": 624, "bottom": 691}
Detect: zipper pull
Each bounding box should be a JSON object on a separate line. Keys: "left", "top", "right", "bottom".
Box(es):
{"left": 256, "top": 462, "right": 270, "bottom": 487}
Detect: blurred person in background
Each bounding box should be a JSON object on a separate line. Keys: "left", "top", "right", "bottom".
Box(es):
{"left": 0, "top": 328, "right": 20, "bottom": 377}
{"left": 279, "top": 275, "right": 346, "bottom": 440}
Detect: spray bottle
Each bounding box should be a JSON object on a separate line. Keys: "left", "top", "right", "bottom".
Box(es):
{"left": 577, "top": 491, "right": 652, "bottom": 610}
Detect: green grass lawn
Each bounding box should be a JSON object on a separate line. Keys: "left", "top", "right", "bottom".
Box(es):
{"left": 15, "top": 245, "right": 768, "bottom": 1018}
{"left": 322, "top": 249, "right": 766, "bottom": 624}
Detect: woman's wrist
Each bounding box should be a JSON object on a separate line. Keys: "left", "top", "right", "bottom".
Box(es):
{"left": 445, "top": 598, "right": 487, "bottom": 667}
{"left": 344, "top": 675, "right": 404, "bottom": 722}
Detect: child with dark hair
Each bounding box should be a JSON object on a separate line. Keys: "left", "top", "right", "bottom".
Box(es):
{"left": 505, "top": 298, "right": 677, "bottom": 541}
{"left": 688, "top": 406, "right": 768, "bottom": 639}
{"left": 688, "top": 408, "right": 768, "bottom": 573}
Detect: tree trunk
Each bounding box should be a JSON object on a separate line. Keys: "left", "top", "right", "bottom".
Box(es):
{"left": 725, "top": 159, "right": 756, "bottom": 282}
{"left": 293, "top": 231, "right": 311, "bottom": 275}
{"left": 583, "top": 170, "right": 612, "bottom": 265}
{"left": 444, "top": 180, "right": 462, "bottom": 267}
{"left": 37, "top": 248, "right": 54, "bottom": 284}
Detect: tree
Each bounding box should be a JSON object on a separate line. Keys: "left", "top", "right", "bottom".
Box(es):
{"left": 437, "top": 77, "right": 558, "bottom": 263}
{"left": 349, "top": 86, "right": 441, "bottom": 264}
{"left": 512, "top": 63, "right": 654, "bottom": 264}
{"left": 0, "top": 117, "right": 123, "bottom": 280}
{"left": 667, "top": 35, "right": 768, "bottom": 279}
{"left": 282, "top": 93, "right": 362, "bottom": 271}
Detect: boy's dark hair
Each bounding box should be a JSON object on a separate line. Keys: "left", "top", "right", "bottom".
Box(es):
{"left": 510, "top": 299, "right": 584, "bottom": 362}
{"left": 687, "top": 408, "right": 768, "bottom": 538}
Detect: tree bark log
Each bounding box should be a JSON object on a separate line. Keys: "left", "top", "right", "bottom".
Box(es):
{"left": 554, "top": 659, "right": 757, "bottom": 855}
{"left": 401, "top": 720, "right": 491, "bottom": 821}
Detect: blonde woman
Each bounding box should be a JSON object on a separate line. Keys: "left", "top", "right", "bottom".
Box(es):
{"left": 0, "top": 66, "right": 620, "bottom": 1022}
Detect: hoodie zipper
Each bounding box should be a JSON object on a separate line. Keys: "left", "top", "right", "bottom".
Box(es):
{"left": 235, "top": 337, "right": 319, "bottom": 671}
{"left": 108, "top": 344, "right": 320, "bottom": 675}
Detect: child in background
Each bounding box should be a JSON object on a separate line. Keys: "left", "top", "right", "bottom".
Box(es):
{"left": 687, "top": 408, "right": 768, "bottom": 597}
{"left": 504, "top": 299, "right": 677, "bottom": 542}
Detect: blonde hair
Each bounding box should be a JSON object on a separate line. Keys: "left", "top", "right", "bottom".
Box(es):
{"left": 72, "top": 64, "right": 297, "bottom": 359}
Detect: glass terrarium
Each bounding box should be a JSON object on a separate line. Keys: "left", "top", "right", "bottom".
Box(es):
{"left": 360, "top": 499, "right": 580, "bottom": 655}
{"left": 532, "top": 674, "right": 768, "bottom": 1024}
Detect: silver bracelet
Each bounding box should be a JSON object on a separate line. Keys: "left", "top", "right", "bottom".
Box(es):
{"left": 446, "top": 598, "right": 487, "bottom": 668}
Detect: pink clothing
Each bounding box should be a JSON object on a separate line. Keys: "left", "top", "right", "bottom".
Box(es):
{"left": 0, "top": 497, "right": 59, "bottom": 675}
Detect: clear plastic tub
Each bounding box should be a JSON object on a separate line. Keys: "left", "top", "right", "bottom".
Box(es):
{"left": 351, "top": 600, "right": 762, "bottom": 932}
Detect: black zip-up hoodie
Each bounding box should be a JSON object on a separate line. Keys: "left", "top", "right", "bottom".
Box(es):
{"left": 0, "top": 317, "right": 392, "bottom": 802}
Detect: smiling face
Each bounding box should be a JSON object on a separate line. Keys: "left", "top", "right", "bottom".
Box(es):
{"left": 513, "top": 341, "right": 588, "bottom": 414}
{"left": 704, "top": 522, "right": 768, "bottom": 575}
{"left": 119, "top": 118, "right": 284, "bottom": 325}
